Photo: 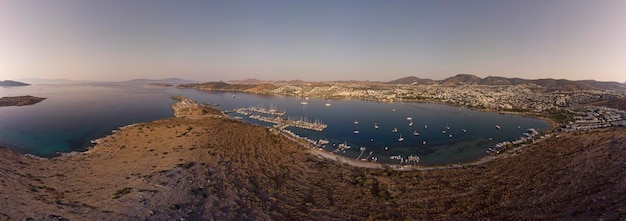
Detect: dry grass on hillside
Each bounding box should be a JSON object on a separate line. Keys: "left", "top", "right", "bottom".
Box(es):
{"left": 1, "top": 115, "right": 625, "bottom": 220}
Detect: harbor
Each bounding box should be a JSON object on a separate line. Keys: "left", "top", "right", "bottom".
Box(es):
{"left": 175, "top": 90, "right": 554, "bottom": 166}
{"left": 233, "top": 105, "right": 327, "bottom": 131}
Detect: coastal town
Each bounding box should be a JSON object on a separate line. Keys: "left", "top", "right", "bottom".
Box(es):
{"left": 182, "top": 76, "right": 626, "bottom": 168}
{"left": 265, "top": 80, "right": 624, "bottom": 113}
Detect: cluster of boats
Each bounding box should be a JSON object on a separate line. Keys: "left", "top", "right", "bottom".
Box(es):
{"left": 234, "top": 105, "right": 327, "bottom": 131}
{"left": 486, "top": 128, "right": 540, "bottom": 154}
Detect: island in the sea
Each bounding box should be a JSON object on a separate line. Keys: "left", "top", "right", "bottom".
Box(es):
{"left": 0, "top": 95, "right": 46, "bottom": 107}
{"left": 0, "top": 80, "right": 30, "bottom": 87}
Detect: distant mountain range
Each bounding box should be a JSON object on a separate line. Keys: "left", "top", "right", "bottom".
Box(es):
{"left": 15, "top": 78, "right": 94, "bottom": 85}
{"left": 387, "top": 74, "right": 626, "bottom": 91}
{"left": 118, "top": 78, "right": 198, "bottom": 85}
{"left": 15, "top": 77, "right": 197, "bottom": 85}
{"left": 0, "top": 80, "right": 30, "bottom": 87}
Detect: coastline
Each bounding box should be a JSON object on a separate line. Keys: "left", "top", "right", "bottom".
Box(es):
{"left": 0, "top": 95, "right": 624, "bottom": 220}
{"left": 1, "top": 89, "right": 558, "bottom": 171}
{"left": 193, "top": 89, "right": 560, "bottom": 170}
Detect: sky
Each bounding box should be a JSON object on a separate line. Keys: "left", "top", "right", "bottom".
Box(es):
{"left": 1, "top": 0, "right": 625, "bottom": 83}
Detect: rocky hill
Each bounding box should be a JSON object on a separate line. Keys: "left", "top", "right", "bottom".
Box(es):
{"left": 0, "top": 98, "right": 624, "bottom": 220}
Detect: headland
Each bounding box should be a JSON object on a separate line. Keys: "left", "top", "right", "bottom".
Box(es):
{"left": 0, "top": 96, "right": 624, "bottom": 220}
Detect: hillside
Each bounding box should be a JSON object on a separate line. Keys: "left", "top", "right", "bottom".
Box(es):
{"left": 0, "top": 80, "right": 30, "bottom": 87}
{"left": 387, "top": 74, "right": 626, "bottom": 91}
{"left": 0, "top": 98, "right": 624, "bottom": 220}
{"left": 439, "top": 74, "right": 483, "bottom": 86}
{"left": 386, "top": 76, "right": 437, "bottom": 85}
{"left": 177, "top": 81, "right": 278, "bottom": 93}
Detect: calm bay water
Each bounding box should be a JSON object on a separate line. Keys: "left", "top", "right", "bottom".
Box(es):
{"left": 0, "top": 84, "right": 549, "bottom": 165}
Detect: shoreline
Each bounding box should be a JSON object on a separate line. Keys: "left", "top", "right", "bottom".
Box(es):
{"left": 5, "top": 91, "right": 558, "bottom": 171}
{"left": 211, "top": 89, "right": 561, "bottom": 170}
{"left": 281, "top": 128, "right": 553, "bottom": 171}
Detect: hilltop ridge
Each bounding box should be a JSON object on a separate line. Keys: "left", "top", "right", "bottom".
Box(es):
{"left": 387, "top": 74, "right": 626, "bottom": 91}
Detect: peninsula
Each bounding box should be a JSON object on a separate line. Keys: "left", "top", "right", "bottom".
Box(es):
{"left": 0, "top": 96, "right": 624, "bottom": 220}
{"left": 0, "top": 95, "right": 46, "bottom": 107}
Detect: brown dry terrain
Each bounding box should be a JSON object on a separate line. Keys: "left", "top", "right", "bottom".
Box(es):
{"left": 0, "top": 98, "right": 625, "bottom": 220}
{"left": 590, "top": 98, "right": 626, "bottom": 111}
{"left": 0, "top": 96, "right": 46, "bottom": 107}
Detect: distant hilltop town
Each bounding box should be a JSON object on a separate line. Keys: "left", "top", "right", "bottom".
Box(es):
{"left": 178, "top": 74, "right": 626, "bottom": 115}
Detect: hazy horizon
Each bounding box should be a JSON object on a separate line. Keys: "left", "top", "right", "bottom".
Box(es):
{"left": 2, "top": 0, "right": 625, "bottom": 83}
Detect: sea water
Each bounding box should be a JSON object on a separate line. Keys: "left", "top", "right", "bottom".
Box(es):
{"left": 0, "top": 84, "right": 549, "bottom": 165}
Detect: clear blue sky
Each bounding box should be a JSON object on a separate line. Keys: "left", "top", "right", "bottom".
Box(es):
{"left": 1, "top": 0, "right": 625, "bottom": 82}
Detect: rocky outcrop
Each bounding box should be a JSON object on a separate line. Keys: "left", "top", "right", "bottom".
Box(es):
{"left": 170, "top": 96, "right": 223, "bottom": 117}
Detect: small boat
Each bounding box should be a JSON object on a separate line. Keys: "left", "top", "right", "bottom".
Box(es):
{"left": 300, "top": 101, "right": 308, "bottom": 105}
{"left": 370, "top": 138, "right": 374, "bottom": 142}
{"left": 325, "top": 102, "right": 331, "bottom": 107}
{"left": 496, "top": 125, "right": 501, "bottom": 129}
{"left": 374, "top": 123, "right": 379, "bottom": 129}
{"left": 422, "top": 141, "right": 426, "bottom": 145}
{"left": 318, "top": 139, "right": 330, "bottom": 145}
{"left": 462, "top": 129, "right": 467, "bottom": 133}
{"left": 354, "top": 120, "right": 359, "bottom": 125}
{"left": 442, "top": 130, "right": 446, "bottom": 134}
{"left": 413, "top": 130, "right": 419, "bottom": 136}
{"left": 384, "top": 146, "right": 388, "bottom": 151}
{"left": 406, "top": 116, "right": 412, "bottom": 121}
{"left": 398, "top": 134, "right": 404, "bottom": 142}
{"left": 408, "top": 121, "right": 413, "bottom": 127}
{"left": 232, "top": 94, "right": 236, "bottom": 98}
{"left": 392, "top": 108, "right": 396, "bottom": 112}
{"left": 445, "top": 123, "right": 450, "bottom": 130}
{"left": 392, "top": 128, "right": 398, "bottom": 133}
{"left": 424, "top": 125, "right": 428, "bottom": 129}
{"left": 449, "top": 134, "right": 453, "bottom": 138}
{"left": 354, "top": 130, "right": 359, "bottom": 134}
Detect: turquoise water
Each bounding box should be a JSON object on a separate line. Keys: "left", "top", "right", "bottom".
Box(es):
{"left": 0, "top": 84, "right": 549, "bottom": 165}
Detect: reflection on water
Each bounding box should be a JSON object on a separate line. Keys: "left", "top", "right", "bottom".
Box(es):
{"left": 0, "top": 84, "right": 549, "bottom": 165}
